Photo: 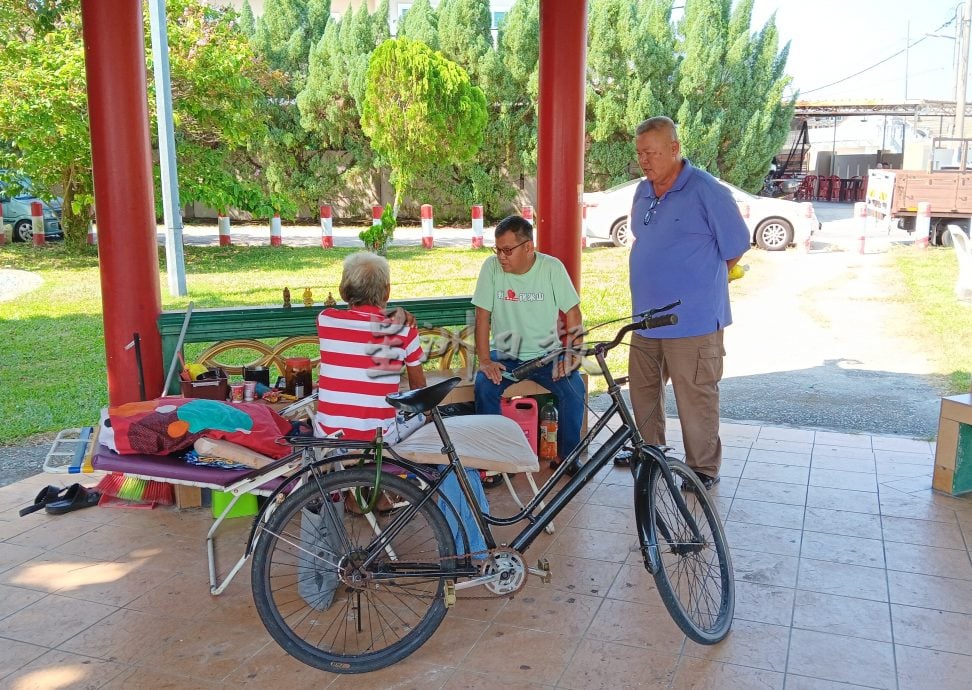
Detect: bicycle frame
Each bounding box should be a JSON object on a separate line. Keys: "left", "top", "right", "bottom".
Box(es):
{"left": 309, "top": 341, "right": 706, "bottom": 584}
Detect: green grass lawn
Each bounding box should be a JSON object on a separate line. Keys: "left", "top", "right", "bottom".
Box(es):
{"left": 891, "top": 245, "right": 972, "bottom": 394}
{"left": 0, "top": 242, "right": 636, "bottom": 444}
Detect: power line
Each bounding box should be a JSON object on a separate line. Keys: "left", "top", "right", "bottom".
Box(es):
{"left": 800, "top": 14, "right": 955, "bottom": 96}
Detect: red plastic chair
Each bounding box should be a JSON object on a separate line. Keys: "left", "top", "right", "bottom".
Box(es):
{"left": 858, "top": 176, "right": 868, "bottom": 202}
{"left": 828, "top": 176, "right": 841, "bottom": 202}
{"left": 798, "top": 175, "right": 817, "bottom": 201}
{"left": 816, "top": 176, "right": 831, "bottom": 201}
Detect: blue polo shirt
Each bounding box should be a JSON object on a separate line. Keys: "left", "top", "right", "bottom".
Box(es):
{"left": 628, "top": 160, "right": 750, "bottom": 338}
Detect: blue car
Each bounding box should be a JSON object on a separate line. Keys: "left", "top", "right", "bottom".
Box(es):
{"left": 0, "top": 176, "right": 63, "bottom": 242}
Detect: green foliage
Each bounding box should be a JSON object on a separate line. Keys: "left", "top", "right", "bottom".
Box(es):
{"left": 360, "top": 38, "right": 488, "bottom": 211}
{"left": 672, "top": 0, "right": 794, "bottom": 191}
{"left": 358, "top": 202, "right": 396, "bottom": 253}
{"left": 372, "top": 0, "right": 391, "bottom": 44}
{"left": 398, "top": 0, "right": 439, "bottom": 50}
{"left": 239, "top": 0, "right": 256, "bottom": 36}
{"left": 437, "top": 0, "right": 493, "bottom": 83}
{"left": 0, "top": 2, "right": 91, "bottom": 248}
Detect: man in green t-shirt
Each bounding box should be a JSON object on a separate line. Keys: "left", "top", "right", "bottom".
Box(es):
{"left": 472, "top": 215, "right": 586, "bottom": 471}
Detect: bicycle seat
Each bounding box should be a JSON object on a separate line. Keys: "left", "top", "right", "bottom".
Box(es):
{"left": 386, "top": 377, "right": 461, "bottom": 415}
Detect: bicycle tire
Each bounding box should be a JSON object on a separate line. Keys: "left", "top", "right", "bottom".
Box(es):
{"left": 644, "top": 458, "right": 734, "bottom": 644}
{"left": 251, "top": 468, "right": 456, "bottom": 673}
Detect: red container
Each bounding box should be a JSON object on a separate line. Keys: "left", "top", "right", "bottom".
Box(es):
{"left": 501, "top": 396, "right": 539, "bottom": 457}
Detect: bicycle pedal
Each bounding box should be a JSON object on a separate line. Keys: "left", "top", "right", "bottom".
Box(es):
{"left": 444, "top": 580, "right": 457, "bottom": 608}
{"left": 528, "top": 558, "right": 552, "bottom": 584}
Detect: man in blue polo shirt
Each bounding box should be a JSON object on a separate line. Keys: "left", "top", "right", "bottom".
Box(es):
{"left": 626, "top": 116, "right": 750, "bottom": 491}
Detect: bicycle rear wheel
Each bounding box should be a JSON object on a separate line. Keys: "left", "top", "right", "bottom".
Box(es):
{"left": 645, "top": 458, "right": 734, "bottom": 644}
{"left": 251, "top": 468, "right": 456, "bottom": 674}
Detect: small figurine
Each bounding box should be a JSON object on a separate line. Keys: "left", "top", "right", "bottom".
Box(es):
{"left": 324, "top": 291, "right": 337, "bottom": 308}
{"left": 282, "top": 286, "right": 291, "bottom": 308}
{"left": 302, "top": 287, "right": 313, "bottom": 307}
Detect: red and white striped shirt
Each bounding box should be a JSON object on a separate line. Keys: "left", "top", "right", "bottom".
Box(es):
{"left": 315, "top": 305, "right": 424, "bottom": 440}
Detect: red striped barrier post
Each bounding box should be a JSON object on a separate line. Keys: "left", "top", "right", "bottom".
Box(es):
{"left": 854, "top": 202, "right": 867, "bottom": 254}
{"left": 270, "top": 213, "right": 282, "bottom": 247}
{"left": 915, "top": 202, "right": 931, "bottom": 249}
{"left": 471, "top": 204, "right": 484, "bottom": 248}
{"left": 320, "top": 205, "right": 333, "bottom": 249}
{"left": 521, "top": 205, "right": 534, "bottom": 222}
{"left": 372, "top": 205, "right": 383, "bottom": 227}
{"left": 87, "top": 220, "right": 97, "bottom": 246}
{"left": 421, "top": 204, "right": 434, "bottom": 249}
{"left": 799, "top": 202, "right": 814, "bottom": 252}
{"left": 31, "top": 201, "right": 44, "bottom": 247}
{"left": 580, "top": 204, "right": 588, "bottom": 248}
{"left": 218, "top": 213, "right": 231, "bottom": 247}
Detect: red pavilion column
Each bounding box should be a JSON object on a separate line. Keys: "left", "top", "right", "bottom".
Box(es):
{"left": 537, "top": 0, "right": 587, "bottom": 291}
{"left": 81, "top": 0, "right": 163, "bottom": 405}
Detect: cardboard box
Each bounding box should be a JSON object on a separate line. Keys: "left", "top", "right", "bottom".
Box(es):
{"left": 933, "top": 393, "right": 972, "bottom": 496}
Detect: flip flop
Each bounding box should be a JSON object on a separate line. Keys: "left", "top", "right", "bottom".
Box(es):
{"left": 19, "top": 485, "right": 68, "bottom": 517}
{"left": 44, "top": 484, "right": 101, "bottom": 515}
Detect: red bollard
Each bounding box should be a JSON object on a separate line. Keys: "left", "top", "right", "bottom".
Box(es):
{"left": 854, "top": 202, "right": 867, "bottom": 254}
{"left": 915, "top": 202, "right": 931, "bottom": 249}
{"left": 218, "top": 213, "right": 231, "bottom": 247}
{"left": 471, "top": 205, "right": 484, "bottom": 248}
{"left": 31, "top": 201, "right": 45, "bottom": 247}
{"left": 580, "top": 204, "right": 588, "bottom": 248}
{"left": 421, "top": 204, "right": 434, "bottom": 249}
{"left": 320, "top": 205, "right": 333, "bottom": 249}
{"left": 372, "top": 205, "right": 383, "bottom": 226}
{"left": 521, "top": 205, "right": 534, "bottom": 222}
{"left": 270, "top": 213, "right": 282, "bottom": 247}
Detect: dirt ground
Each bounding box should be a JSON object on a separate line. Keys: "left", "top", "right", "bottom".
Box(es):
{"left": 0, "top": 220, "right": 950, "bottom": 487}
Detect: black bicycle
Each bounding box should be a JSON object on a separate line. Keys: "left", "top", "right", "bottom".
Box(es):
{"left": 248, "top": 302, "right": 734, "bottom": 674}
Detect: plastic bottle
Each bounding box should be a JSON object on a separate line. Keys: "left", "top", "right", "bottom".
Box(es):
{"left": 539, "top": 401, "right": 559, "bottom": 468}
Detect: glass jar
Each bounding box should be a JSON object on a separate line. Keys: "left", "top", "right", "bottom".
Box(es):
{"left": 284, "top": 357, "right": 313, "bottom": 397}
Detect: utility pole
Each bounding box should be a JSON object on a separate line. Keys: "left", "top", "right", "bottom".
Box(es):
{"left": 957, "top": 0, "right": 972, "bottom": 139}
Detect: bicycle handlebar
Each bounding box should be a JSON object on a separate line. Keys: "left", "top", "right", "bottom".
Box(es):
{"left": 509, "top": 302, "right": 680, "bottom": 381}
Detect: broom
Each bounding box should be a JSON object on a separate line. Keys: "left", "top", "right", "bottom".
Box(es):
{"left": 95, "top": 472, "right": 175, "bottom": 507}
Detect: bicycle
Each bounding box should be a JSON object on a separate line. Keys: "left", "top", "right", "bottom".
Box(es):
{"left": 247, "top": 302, "right": 734, "bottom": 674}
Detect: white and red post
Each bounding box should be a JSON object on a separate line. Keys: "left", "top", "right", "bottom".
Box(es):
{"left": 320, "top": 205, "right": 333, "bottom": 249}
{"left": 580, "top": 204, "right": 588, "bottom": 248}
{"left": 87, "top": 220, "right": 97, "bottom": 246}
{"left": 421, "top": 204, "right": 434, "bottom": 249}
{"left": 270, "top": 213, "right": 282, "bottom": 247}
{"left": 854, "top": 202, "right": 867, "bottom": 254}
{"left": 218, "top": 213, "right": 231, "bottom": 247}
{"left": 471, "top": 204, "right": 484, "bottom": 248}
{"left": 915, "top": 202, "right": 931, "bottom": 249}
{"left": 521, "top": 205, "right": 534, "bottom": 222}
{"left": 31, "top": 201, "right": 44, "bottom": 247}
{"left": 372, "top": 205, "right": 383, "bottom": 227}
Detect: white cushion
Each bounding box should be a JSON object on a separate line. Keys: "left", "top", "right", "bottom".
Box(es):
{"left": 393, "top": 415, "right": 539, "bottom": 473}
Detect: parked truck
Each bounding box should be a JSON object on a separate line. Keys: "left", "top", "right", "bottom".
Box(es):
{"left": 866, "top": 137, "right": 972, "bottom": 246}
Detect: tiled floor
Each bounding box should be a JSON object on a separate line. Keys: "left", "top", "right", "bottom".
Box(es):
{"left": 2, "top": 420, "right": 971, "bottom": 689}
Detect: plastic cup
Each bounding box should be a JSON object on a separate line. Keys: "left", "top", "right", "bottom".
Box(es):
{"left": 243, "top": 380, "right": 257, "bottom": 402}
{"left": 230, "top": 383, "right": 244, "bottom": 403}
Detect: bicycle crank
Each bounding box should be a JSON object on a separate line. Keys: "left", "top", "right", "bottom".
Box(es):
{"left": 482, "top": 548, "right": 528, "bottom": 595}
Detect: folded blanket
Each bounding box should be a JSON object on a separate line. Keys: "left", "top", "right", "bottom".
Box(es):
{"left": 107, "top": 397, "right": 292, "bottom": 459}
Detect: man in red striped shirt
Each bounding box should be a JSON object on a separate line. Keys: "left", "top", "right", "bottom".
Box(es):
{"left": 315, "top": 252, "right": 426, "bottom": 441}
{"left": 315, "top": 252, "right": 489, "bottom": 559}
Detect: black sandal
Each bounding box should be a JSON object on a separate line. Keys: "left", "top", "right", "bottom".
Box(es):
{"left": 19, "top": 485, "right": 68, "bottom": 517}
{"left": 45, "top": 484, "right": 101, "bottom": 515}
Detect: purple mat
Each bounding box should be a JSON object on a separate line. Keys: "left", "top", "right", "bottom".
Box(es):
{"left": 92, "top": 445, "right": 289, "bottom": 491}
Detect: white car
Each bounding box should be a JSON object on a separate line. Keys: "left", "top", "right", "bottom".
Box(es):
{"left": 583, "top": 177, "right": 819, "bottom": 251}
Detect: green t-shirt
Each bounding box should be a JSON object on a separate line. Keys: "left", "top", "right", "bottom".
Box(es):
{"left": 471, "top": 252, "right": 580, "bottom": 360}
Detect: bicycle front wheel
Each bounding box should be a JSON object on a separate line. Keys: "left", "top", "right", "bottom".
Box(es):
{"left": 645, "top": 458, "right": 734, "bottom": 644}
{"left": 251, "top": 468, "right": 456, "bottom": 674}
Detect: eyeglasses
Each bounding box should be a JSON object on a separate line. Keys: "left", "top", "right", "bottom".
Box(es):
{"left": 494, "top": 239, "right": 529, "bottom": 257}
{"left": 643, "top": 197, "right": 661, "bottom": 225}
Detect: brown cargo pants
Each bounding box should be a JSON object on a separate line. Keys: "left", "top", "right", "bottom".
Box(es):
{"left": 628, "top": 330, "right": 725, "bottom": 477}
